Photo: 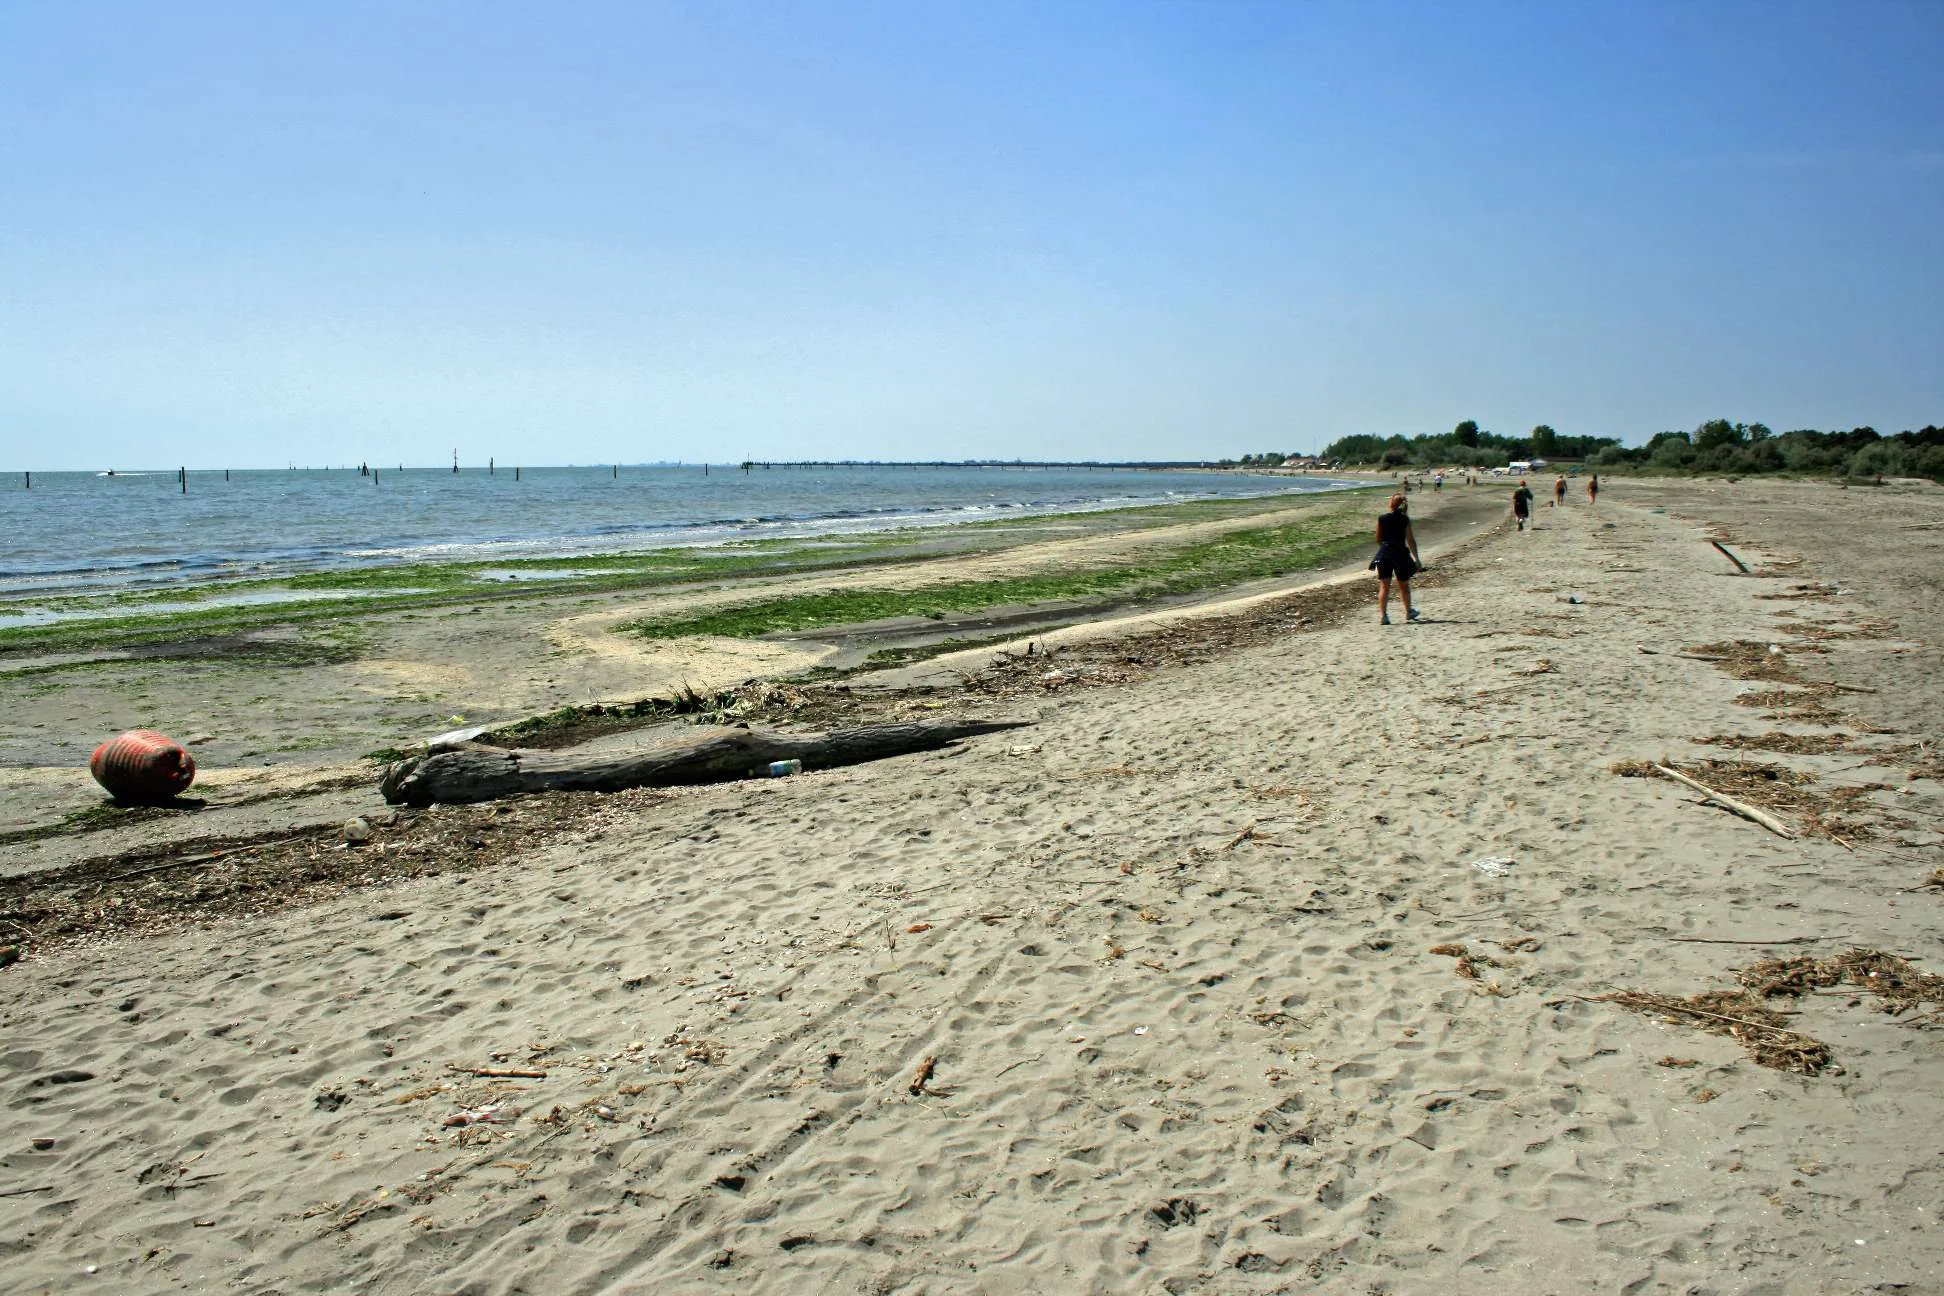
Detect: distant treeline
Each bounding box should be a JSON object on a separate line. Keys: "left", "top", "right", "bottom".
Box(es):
{"left": 1588, "top": 421, "right": 1944, "bottom": 480}
{"left": 1236, "top": 419, "right": 1944, "bottom": 481}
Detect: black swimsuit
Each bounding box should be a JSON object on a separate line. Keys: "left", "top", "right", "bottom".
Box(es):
{"left": 1374, "top": 512, "right": 1416, "bottom": 579}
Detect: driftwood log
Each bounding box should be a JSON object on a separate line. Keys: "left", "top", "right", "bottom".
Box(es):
{"left": 380, "top": 719, "right": 1032, "bottom": 806}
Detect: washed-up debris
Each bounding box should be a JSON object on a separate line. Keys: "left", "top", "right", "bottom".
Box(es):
{"left": 1753, "top": 582, "right": 1842, "bottom": 600}
{"left": 1680, "top": 640, "right": 1807, "bottom": 682}
{"left": 442, "top": 1103, "right": 518, "bottom": 1128}
{"left": 908, "top": 1056, "right": 951, "bottom": 1097}
{"left": 1652, "top": 762, "right": 1797, "bottom": 839}
{"left": 1611, "top": 757, "right": 1893, "bottom": 843}
{"left": 1599, "top": 948, "right": 1944, "bottom": 1076}
{"left": 1429, "top": 943, "right": 1504, "bottom": 981}
{"left": 1469, "top": 855, "right": 1516, "bottom": 877}
{"left": 1598, "top": 989, "right": 1834, "bottom": 1075}
{"left": 0, "top": 790, "right": 673, "bottom": 952}
{"left": 1695, "top": 732, "right": 1851, "bottom": 755}
{"left": 1710, "top": 539, "right": 1751, "bottom": 573}
{"left": 1740, "top": 948, "right": 1944, "bottom": 1020}
{"left": 381, "top": 719, "right": 1030, "bottom": 805}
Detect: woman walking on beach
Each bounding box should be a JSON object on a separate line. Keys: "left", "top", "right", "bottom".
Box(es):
{"left": 1373, "top": 494, "right": 1421, "bottom": 625}
{"left": 1587, "top": 473, "right": 1600, "bottom": 505}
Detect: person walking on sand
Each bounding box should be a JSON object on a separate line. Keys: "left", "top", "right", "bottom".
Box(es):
{"left": 1512, "top": 478, "right": 1534, "bottom": 531}
{"left": 1372, "top": 494, "right": 1422, "bottom": 625}
{"left": 1587, "top": 473, "right": 1600, "bottom": 505}
{"left": 1554, "top": 475, "right": 1567, "bottom": 507}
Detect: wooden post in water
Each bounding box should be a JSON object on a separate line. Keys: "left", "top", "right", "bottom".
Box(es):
{"left": 612, "top": 464, "right": 618, "bottom": 479}
{"left": 490, "top": 457, "right": 495, "bottom": 476}
{"left": 515, "top": 466, "right": 520, "bottom": 481}
{"left": 452, "top": 449, "right": 459, "bottom": 474}
{"left": 180, "top": 466, "right": 187, "bottom": 494}
{"left": 224, "top": 469, "right": 230, "bottom": 482}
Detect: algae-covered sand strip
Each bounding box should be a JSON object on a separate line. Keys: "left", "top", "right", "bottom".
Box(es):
{"left": 617, "top": 507, "right": 1373, "bottom": 640}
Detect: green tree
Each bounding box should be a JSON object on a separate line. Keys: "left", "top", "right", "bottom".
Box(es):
{"left": 1531, "top": 424, "right": 1557, "bottom": 455}
{"left": 1453, "top": 420, "right": 1480, "bottom": 448}
{"left": 1694, "top": 419, "right": 1746, "bottom": 452}
{"left": 1322, "top": 433, "right": 1390, "bottom": 463}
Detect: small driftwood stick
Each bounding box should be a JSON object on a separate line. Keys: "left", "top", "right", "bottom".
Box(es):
{"left": 909, "top": 1056, "right": 939, "bottom": 1096}
{"left": 452, "top": 1066, "right": 549, "bottom": 1079}
{"left": 1220, "top": 821, "right": 1259, "bottom": 852}
{"left": 1710, "top": 539, "right": 1751, "bottom": 573}
{"left": 1667, "top": 936, "right": 1819, "bottom": 945}
{"left": 0, "top": 1185, "right": 54, "bottom": 1199}
{"left": 1654, "top": 763, "right": 1797, "bottom": 839}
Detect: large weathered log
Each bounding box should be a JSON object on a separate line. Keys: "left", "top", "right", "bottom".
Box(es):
{"left": 380, "top": 719, "right": 1033, "bottom": 806}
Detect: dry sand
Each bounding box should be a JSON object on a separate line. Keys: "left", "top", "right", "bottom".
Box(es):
{"left": 3, "top": 478, "right": 1942, "bottom": 1294}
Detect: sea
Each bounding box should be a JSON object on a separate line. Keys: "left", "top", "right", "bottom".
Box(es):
{"left": 0, "top": 464, "right": 1354, "bottom": 607}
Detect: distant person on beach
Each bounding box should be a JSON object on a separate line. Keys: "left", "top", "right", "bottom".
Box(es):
{"left": 1512, "top": 479, "right": 1534, "bottom": 530}
{"left": 1554, "top": 475, "right": 1567, "bottom": 506}
{"left": 1587, "top": 473, "right": 1600, "bottom": 505}
{"left": 1372, "top": 494, "right": 1422, "bottom": 625}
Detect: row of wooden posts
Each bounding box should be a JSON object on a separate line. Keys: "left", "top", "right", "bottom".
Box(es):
{"left": 18, "top": 460, "right": 1147, "bottom": 488}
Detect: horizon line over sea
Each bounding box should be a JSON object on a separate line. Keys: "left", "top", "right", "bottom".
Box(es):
{"left": 23, "top": 458, "right": 1274, "bottom": 474}
{"left": 0, "top": 464, "right": 1359, "bottom": 603}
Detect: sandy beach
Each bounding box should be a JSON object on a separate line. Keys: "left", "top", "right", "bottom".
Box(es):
{"left": 4, "top": 477, "right": 1943, "bottom": 1294}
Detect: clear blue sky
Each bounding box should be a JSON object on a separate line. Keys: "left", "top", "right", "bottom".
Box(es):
{"left": 2, "top": 1, "right": 1939, "bottom": 469}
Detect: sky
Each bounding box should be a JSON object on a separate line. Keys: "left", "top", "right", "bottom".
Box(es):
{"left": 1, "top": 1, "right": 1940, "bottom": 469}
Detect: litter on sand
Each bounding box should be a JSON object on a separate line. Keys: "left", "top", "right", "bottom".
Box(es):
{"left": 1470, "top": 855, "right": 1516, "bottom": 877}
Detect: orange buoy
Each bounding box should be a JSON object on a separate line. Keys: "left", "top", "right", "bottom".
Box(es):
{"left": 90, "top": 730, "right": 196, "bottom": 803}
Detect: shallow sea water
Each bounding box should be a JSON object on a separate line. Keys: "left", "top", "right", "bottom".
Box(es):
{"left": 0, "top": 465, "right": 1351, "bottom": 602}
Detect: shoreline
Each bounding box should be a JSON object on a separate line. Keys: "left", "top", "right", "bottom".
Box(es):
{"left": 0, "top": 484, "right": 1373, "bottom": 653}
{"left": 0, "top": 468, "right": 1363, "bottom": 611}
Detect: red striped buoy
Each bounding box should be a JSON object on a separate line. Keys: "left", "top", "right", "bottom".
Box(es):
{"left": 90, "top": 730, "right": 196, "bottom": 803}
